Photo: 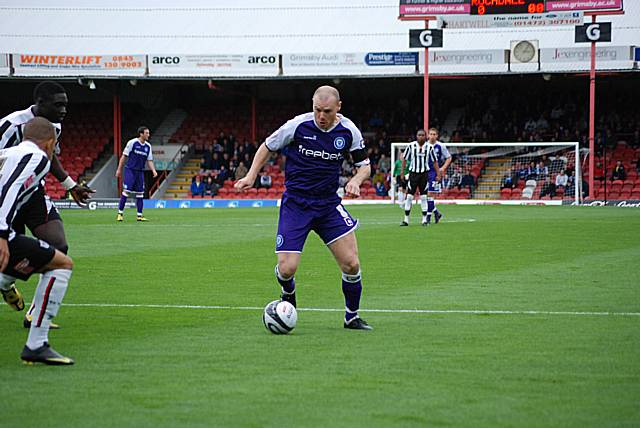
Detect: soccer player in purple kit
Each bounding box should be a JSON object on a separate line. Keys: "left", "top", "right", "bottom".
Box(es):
{"left": 115, "top": 126, "right": 157, "bottom": 222}
{"left": 426, "top": 127, "right": 452, "bottom": 225}
{"left": 235, "top": 86, "right": 373, "bottom": 330}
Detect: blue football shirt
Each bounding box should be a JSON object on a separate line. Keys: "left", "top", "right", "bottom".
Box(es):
{"left": 265, "top": 113, "right": 369, "bottom": 198}
{"left": 123, "top": 138, "right": 153, "bottom": 171}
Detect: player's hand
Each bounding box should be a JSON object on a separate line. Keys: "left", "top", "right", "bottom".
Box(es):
{"left": 152, "top": 171, "right": 158, "bottom": 178}
{"left": 115, "top": 169, "right": 121, "bottom": 178}
{"left": 234, "top": 176, "right": 254, "bottom": 192}
{"left": 70, "top": 184, "right": 95, "bottom": 207}
{"left": 0, "top": 238, "right": 9, "bottom": 272}
{"left": 440, "top": 167, "right": 447, "bottom": 177}
{"left": 345, "top": 180, "right": 361, "bottom": 197}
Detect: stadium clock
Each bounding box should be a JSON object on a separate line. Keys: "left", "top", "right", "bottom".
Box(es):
{"left": 470, "top": 0, "right": 546, "bottom": 15}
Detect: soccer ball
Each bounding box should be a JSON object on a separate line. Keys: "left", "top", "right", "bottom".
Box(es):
{"left": 263, "top": 300, "right": 297, "bottom": 334}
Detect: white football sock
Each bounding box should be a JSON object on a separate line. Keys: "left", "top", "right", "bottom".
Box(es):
{"left": 26, "top": 269, "right": 71, "bottom": 350}
{"left": 404, "top": 194, "right": 413, "bottom": 212}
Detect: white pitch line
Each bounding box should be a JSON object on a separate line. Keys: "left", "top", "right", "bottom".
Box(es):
{"left": 61, "top": 303, "right": 640, "bottom": 317}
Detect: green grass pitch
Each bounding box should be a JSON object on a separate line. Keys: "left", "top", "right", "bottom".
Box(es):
{"left": 1, "top": 205, "right": 639, "bottom": 427}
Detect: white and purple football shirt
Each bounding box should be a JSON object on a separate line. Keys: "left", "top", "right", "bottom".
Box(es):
{"left": 265, "top": 112, "right": 369, "bottom": 198}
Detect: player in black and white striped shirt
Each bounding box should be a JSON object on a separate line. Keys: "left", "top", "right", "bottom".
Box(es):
{"left": 0, "top": 117, "right": 75, "bottom": 365}
{"left": 0, "top": 82, "right": 93, "bottom": 328}
{"left": 400, "top": 129, "right": 441, "bottom": 226}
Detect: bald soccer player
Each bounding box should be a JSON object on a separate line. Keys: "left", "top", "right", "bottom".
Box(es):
{"left": 236, "top": 86, "right": 373, "bottom": 330}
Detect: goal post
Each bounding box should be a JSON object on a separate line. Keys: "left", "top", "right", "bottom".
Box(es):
{"left": 390, "top": 142, "right": 582, "bottom": 205}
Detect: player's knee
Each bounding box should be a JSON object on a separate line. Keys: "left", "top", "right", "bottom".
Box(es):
{"left": 60, "top": 255, "right": 74, "bottom": 271}
{"left": 278, "top": 262, "right": 297, "bottom": 279}
{"left": 50, "top": 252, "right": 73, "bottom": 271}
{"left": 341, "top": 259, "right": 360, "bottom": 275}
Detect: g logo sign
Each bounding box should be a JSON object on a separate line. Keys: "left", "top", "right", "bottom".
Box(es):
{"left": 420, "top": 30, "right": 433, "bottom": 47}
{"left": 586, "top": 24, "right": 601, "bottom": 41}
{"left": 409, "top": 29, "right": 443, "bottom": 49}
{"left": 575, "top": 22, "right": 611, "bottom": 43}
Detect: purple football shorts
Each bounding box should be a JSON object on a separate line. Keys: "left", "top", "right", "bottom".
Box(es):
{"left": 275, "top": 193, "right": 358, "bottom": 253}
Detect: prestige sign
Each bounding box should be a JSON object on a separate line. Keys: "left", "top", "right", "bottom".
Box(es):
{"left": 148, "top": 54, "right": 279, "bottom": 77}
{"left": 13, "top": 54, "right": 146, "bottom": 76}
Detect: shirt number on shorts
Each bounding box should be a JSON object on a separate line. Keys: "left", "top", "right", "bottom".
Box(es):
{"left": 336, "top": 205, "right": 354, "bottom": 227}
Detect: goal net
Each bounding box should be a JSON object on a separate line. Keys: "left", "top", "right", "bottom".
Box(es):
{"left": 390, "top": 142, "right": 582, "bottom": 204}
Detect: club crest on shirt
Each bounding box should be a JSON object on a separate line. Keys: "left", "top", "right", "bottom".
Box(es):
{"left": 333, "top": 137, "right": 346, "bottom": 150}
{"left": 13, "top": 258, "right": 34, "bottom": 275}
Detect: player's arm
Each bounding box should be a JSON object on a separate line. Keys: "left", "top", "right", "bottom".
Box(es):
{"left": 116, "top": 139, "right": 135, "bottom": 179}
{"left": 345, "top": 161, "right": 371, "bottom": 197}
{"left": 234, "top": 143, "right": 271, "bottom": 191}
{"left": 50, "top": 153, "right": 95, "bottom": 206}
{"left": 147, "top": 160, "right": 158, "bottom": 177}
{"left": 429, "top": 149, "right": 441, "bottom": 181}
{"left": 440, "top": 156, "right": 452, "bottom": 175}
{"left": 401, "top": 146, "right": 411, "bottom": 179}
{"left": 115, "top": 154, "right": 127, "bottom": 178}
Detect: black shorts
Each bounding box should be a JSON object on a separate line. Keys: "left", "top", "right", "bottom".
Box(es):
{"left": 12, "top": 186, "right": 62, "bottom": 235}
{"left": 3, "top": 235, "right": 56, "bottom": 281}
{"left": 407, "top": 172, "right": 428, "bottom": 195}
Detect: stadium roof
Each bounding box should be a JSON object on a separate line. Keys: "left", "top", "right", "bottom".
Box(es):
{"left": 0, "top": 0, "right": 638, "bottom": 55}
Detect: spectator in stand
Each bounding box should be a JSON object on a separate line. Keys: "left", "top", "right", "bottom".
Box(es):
{"left": 377, "top": 154, "right": 391, "bottom": 174}
{"left": 536, "top": 114, "right": 549, "bottom": 133}
{"left": 501, "top": 168, "right": 515, "bottom": 189}
{"left": 518, "top": 162, "right": 529, "bottom": 180}
{"left": 535, "top": 161, "right": 549, "bottom": 180}
{"left": 375, "top": 181, "right": 388, "bottom": 197}
{"left": 199, "top": 156, "right": 211, "bottom": 174}
{"left": 539, "top": 176, "right": 556, "bottom": 198}
{"left": 594, "top": 161, "right": 605, "bottom": 181}
{"left": 211, "top": 152, "right": 222, "bottom": 171}
{"left": 204, "top": 176, "right": 217, "bottom": 197}
{"left": 218, "top": 165, "right": 229, "bottom": 184}
{"left": 225, "top": 135, "right": 235, "bottom": 155}
{"left": 459, "top": 168, "right": 475, "bottom": 191}
{"left": 524, "top": 117, "right": 537, "bottom": 133}
{"left": 448, "top": 166, "right": 461, "bottom": 190}
{"left": 190, "top": 175, "right": 205, "bottom": 197}
{"left": 371, "top": 169, "right": 385, "bottom": 188}
{"left": 216, "top": 131, "right": 226, "bottom": 147}
{"left": 555, "top": 169, "right": 568, "bottom": 189}
{"left": 611, "top": 160, "right": 626, "bottom": 181}
{"left": 235, "top": 161, "right": 248, "bottom": 180}
{"left": 565, "top": 170, "right": 576, "bottom": 197}
{"left": 526, "top": 161, "right": 537, "bottom": 180}
{"left": 221, "top": 152, "right": 231, "bottom": 170}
